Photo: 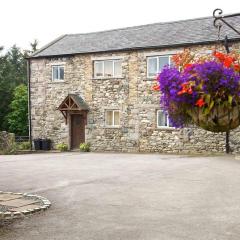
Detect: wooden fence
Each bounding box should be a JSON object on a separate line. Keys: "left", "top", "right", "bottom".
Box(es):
{"left": 15, "top": 136, "right": 29, "bottom": 143}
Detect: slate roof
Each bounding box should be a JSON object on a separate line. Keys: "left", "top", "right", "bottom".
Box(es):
{"left": 32, "top": 16, "right": 240, "bottom": 58}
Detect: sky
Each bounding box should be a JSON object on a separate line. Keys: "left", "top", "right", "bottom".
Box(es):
{"left": 1, "top": 0, "right": 239, "bottom": 51}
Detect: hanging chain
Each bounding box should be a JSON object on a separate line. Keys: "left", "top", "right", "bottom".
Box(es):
{"left": 213, "top": 23, "right": 222, "bottom": 52}
{"left": 217, "top": 24, "right": 222, "bottom": 42}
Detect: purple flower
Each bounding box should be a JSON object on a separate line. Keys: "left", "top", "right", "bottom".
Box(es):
{"left": 158, "top": 61, "right": 240, "bottom": 128}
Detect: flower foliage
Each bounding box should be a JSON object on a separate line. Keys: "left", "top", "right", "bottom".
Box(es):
{"left": 153, "top": 49, "right": 240, "bottom": 128}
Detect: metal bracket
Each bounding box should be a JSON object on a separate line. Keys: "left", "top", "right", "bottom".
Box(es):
{"left": 213, "top": 9, "right": 240, "bottom": 35}
{"left": 212, "top": 9, "right": 240, "bottom": 153}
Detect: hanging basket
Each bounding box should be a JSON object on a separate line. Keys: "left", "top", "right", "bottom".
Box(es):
{"left": 188, "top": 106, "right": 240, "bottom": 132}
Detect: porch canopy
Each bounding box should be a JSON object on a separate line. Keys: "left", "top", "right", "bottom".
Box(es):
{"left": 57, "top": 94, "right": 89, "bottom": 123}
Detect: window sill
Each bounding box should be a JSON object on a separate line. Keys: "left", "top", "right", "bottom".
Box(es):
{"left": 104, "top": 126, "right": 121, "bottom": 129}
{"left": 156, "top": 127, "right": 176, "bottom": 131}
{"left": 50, "top": 80, "right": 65, "bottom": 83}
{"left": 145, "top": 77, "right": 156, "bottom": 81}
{"left": 92, "top": 77, "right": 124, "bottom": 80}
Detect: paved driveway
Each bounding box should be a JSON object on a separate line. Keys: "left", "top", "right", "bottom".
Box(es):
{"left": 0, "top": 153, "right": 240, "bottom": 240}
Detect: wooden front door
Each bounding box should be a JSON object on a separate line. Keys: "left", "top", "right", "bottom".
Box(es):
{"left": 71, "top": 114, "right": 85, "bottom": 149}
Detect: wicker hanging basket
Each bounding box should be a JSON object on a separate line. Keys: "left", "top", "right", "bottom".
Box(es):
{"left": 188, "top": 106, "right": 240, "bottom": 132}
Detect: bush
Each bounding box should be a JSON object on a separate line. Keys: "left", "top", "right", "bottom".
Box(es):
{"left": 5, "top": 84, "right": 28, "bottom": 135}
{"left": 56, "top": 143, "right": 68, "bottom": 152}
{"left": 17, "top": 141, "right": 31, "bottom": 150}
{"left": 79, "top": 143, "right": 90, "bottom": 152}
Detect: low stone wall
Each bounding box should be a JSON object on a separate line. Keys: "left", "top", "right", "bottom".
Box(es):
{"left": 0, "top": 131, "right": 15, "bottom": 153}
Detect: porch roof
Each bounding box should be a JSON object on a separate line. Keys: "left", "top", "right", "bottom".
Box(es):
{"left": 58, "top": 94, "right": 89, "bottom": 111}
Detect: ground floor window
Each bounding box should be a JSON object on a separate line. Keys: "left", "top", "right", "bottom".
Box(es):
{"left": 157, "top": 110, "right": 173, "bottom": 128}
{"left": 105, "top": 110, "right": 120, "bottom": 126}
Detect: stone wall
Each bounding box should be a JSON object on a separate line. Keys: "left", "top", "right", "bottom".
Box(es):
{"left": 30, "top": 42, "right": 240, "bottom": 153}
{"left": 0, "top": 131, "right": 15, "bottom": 152}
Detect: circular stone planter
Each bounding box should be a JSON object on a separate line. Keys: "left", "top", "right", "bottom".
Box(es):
{"left": 0, "top": 191, "right": 51, "bottom": 223}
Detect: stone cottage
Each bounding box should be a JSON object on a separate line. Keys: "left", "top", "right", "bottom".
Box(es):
{"left": 28, "top": 16, "right": 240, "bottom": 153}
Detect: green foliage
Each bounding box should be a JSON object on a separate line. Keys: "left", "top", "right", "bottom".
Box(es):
{"left": 56, "top": 143, "right": 68, "bottom": 152}
{"left": 24, "top": 40, "right": 39, "bottom": 56}
{"left": 5, "top": 84, "right": 28, "bottom": 135}
{"left": 0, "top": 45, "right": 27, "bottom": 131}
{"left": 79, "top": 143, "right": 90, "bottom": 152}
{"left": 0, "top": 42, "right": 38, "bottom": 134}
{"left": 17, "top": 141, "right": 31, "bottom": 150}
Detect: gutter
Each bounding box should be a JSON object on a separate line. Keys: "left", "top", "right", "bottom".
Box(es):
{"left": 27, "top": 59, "right": 32, "bottom": 150}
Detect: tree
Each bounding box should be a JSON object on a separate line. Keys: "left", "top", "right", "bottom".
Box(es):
{"left": 0, "top": 47, "right": 13, "bottom": 130}
{"left": 0, "top": 41, "right": 38, "bottom": 133}
{"left": 30, "top": 39, "right": 38, "bottom": 53}
{"left": 6, "top": 45, "right": 27, "bottom": 86}
{"left": 24, "top": 39, "right": 39, "bottom": 56}
{"left": 5, "top": 84, "right": 28, "bottom": 135}
{"left": 0, "top": 45, "right": 28, "bottom": 131}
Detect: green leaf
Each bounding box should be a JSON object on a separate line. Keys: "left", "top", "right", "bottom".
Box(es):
{"left": 205, "top": 94, "right": 211, "bottom": 104}
{"left": 203, "top": 100, "right": 214, "bottom": 116}
{"left": 228, "top": 95, "right": 233, "bottom": 106}
{"left": 209, "top": 100, "right": 214, "bottom": 111}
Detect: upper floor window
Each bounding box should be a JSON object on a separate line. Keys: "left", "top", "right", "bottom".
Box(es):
{"left": 157, "top": 110, "right": 173, "bottom": 128}
{"left": 147, "top": 55, "right": 172, "bottom": 78}
{"left": 105, "top": 110, "right": 120, "bottom": 127}
{"left": 52, "top": 65, "right": 64, "bottom": 81}
{"left": 94, "top": 60, "right": 122, "bottom": 78}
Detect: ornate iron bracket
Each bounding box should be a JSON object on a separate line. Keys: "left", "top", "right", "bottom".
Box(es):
{"left": 213, "top": 9, "right": 240, "bottom": 35}
{"left": 213, "top": 9, "right": 240, "bottom": 153}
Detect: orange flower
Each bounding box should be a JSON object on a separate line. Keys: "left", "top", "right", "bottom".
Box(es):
{"left": 234, "top": 64, "right": 240, "bottom": 72}
{"left": 213, "top": 51, "right": 225, "bottom": 62}
{"left": 195, "top": 98, "right": 205, "bottom": 107}
{"left": 223, "top": 56, "right": 234, "bottom": 68}
{"left": 184, "top": 63, "right": 193, "bottom": 69}
{"left": 152, "top": 84, "right": 160, "bottom": 91}
{"left": 213, "top": 51, "right": 236, "bottom": 68}
{"left": 172, "top": 54, "right": 180, "bottom": 66}
{"left": 177, "top": 82, "right": 193, "bottom": 95}
{"left": 187, "top": 88, "right": 193, "bottom": 94}
{"left": 177, "top": 89, "right": 187, "bottom": 95}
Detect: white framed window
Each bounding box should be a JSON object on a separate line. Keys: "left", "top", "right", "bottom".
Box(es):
{"left": 147, "top": 55, "right": 172, "bottom": 78}
{"left": 105, "top": 110, "right": 120, "bottom": 126}
{"left": 52, "top": 65, "right": 64, "bottom": 81}
{"left": 94, "top": 60, "right": 122, "bottom": 78}
{"left": 157, "top": 110, "right": 173, "bottom": 128}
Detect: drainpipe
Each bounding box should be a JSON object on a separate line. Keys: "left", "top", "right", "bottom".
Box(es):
{"left": 27, "top": 59, "right": 32, "bottom": 150}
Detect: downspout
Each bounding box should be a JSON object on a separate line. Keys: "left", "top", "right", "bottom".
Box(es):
{"left": 27, "top": 59, "right": 32, "bottom": 150}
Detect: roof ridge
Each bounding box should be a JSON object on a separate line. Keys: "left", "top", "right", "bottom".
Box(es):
{"left": 67, "top": 15, "right": 213, "bottom": 36}
{"left": 31, "top": 34, "right": 68, "bottom": 57}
